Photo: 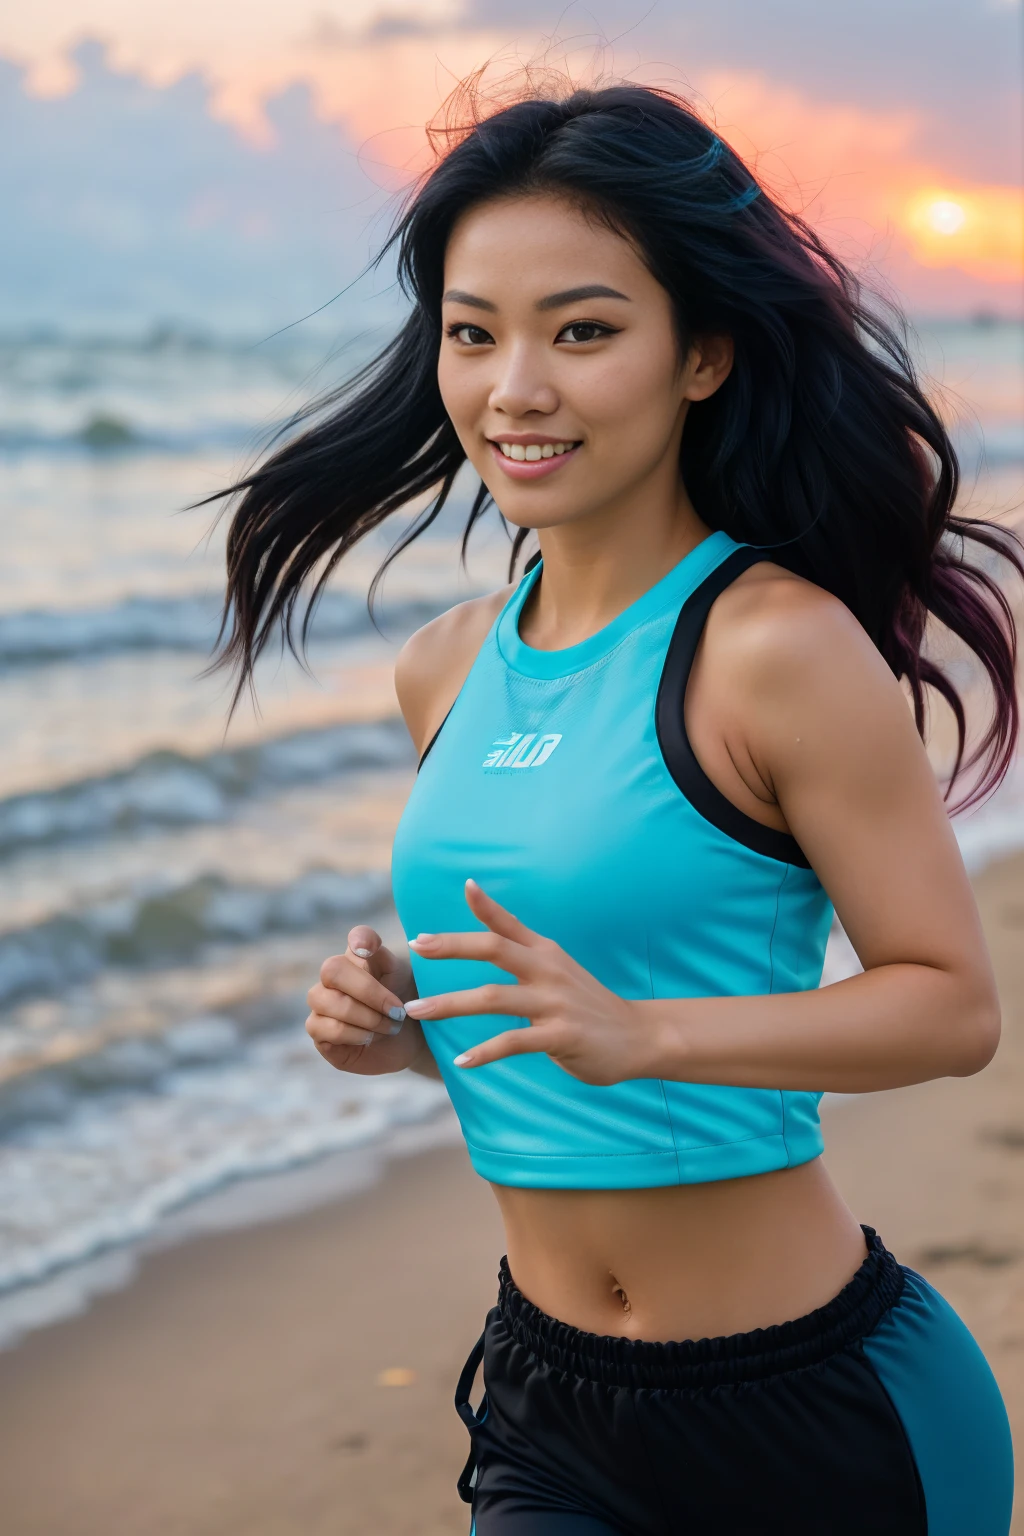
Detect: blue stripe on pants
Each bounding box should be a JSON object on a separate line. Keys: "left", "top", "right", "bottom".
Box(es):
{"left": 862, "top": 1269, "right": 1013, "bottom": 1534}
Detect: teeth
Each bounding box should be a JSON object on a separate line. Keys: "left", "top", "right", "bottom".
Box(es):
{"left": 498, "top": 442, "right": 576, "bottom": 461}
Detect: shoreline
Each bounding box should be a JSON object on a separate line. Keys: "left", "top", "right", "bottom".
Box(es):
{"left": 0, "top": 1108, "right": 463, "bottom": 1352}
{"left": 0, "top": 1140, "right": 505, "bottom": 1536}
{"left": 0, "top": 850, "right": 1020, "bottom": 1532}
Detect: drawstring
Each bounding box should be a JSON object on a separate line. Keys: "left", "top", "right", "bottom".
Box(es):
{"left": 454, "top": 1331, "right": 486, "bottom": 1503}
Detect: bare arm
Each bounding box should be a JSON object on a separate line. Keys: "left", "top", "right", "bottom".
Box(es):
{"left": 400, "top": 574, "right": 1001, "bottom": 1093}
{"left": 306, "top": 586, "right": 513, "bottom": 1083}
{"left": 649, "top": 572, "right": 1000, "bottom": 1090}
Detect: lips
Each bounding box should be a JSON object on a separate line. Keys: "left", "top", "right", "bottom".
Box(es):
{"left": 487, "top": 437, "right": 582, "bottom": 481}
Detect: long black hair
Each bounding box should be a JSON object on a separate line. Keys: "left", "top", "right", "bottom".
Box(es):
{"left": 208, "top": 80, "right": 1021, "bottom": 807}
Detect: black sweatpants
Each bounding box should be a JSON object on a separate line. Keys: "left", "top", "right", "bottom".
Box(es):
{"left": 454, "top": 1229, "right": 1013, "bottom": 1534}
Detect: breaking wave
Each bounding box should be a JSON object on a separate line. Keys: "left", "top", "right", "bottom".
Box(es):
{"left": 0, "top": 591, "right": 447, "bottom": 668}
{"left": 0, "top": 718, "right": 414, "bottom": 857}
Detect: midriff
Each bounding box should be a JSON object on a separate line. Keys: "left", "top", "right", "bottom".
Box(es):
{"left": 491, "top": 1157, "right": 868, "bottom": 1342}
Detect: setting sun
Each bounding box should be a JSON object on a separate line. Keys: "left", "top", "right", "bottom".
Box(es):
{"left": 903, "top": 185, "right": 1024, "bottom": 282}
{"left": 926, "top": 199, "right": 967, "bottom": 236}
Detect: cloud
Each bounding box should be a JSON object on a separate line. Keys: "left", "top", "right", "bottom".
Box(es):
{"left": 5, "top": 1, "right": 479, "bottom": 140}
{"left": 462, "top": 0, "right": 1023, "bottom": 183}
{"left": 0, "top": 41, "right": 402, "bottom": 332}
{"left": 0, "top": 8, "right": 1019, "bottom": 330}
{"left": 7, "top": 2, "right": 1019, "bottom": 179}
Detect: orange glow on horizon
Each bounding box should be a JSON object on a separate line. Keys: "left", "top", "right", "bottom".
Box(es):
{"left": 903, "top": 186, "right": 1023, "bottom": 283}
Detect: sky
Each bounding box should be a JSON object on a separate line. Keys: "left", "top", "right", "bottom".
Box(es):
{"left": 2, "top": 0, "right": 1022, "bottom": 332}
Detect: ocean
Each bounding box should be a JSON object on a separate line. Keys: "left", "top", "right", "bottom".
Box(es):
{"left": 0, "top": 317, "right": 1020, "bottom": 1345}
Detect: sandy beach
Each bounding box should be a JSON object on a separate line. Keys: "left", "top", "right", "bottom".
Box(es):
{"left": 0, "top": 850, "right": 1021, "bottom": 1535}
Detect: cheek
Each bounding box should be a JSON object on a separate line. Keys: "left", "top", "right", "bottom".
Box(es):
{"left": 436, "top": 359, "right": 501, "bottom": 476}
{"left": 573, "top": 342, "right": 681, "bottom": 449}
{"left": 437, "top": 355, "right": 486, "bottom": 438}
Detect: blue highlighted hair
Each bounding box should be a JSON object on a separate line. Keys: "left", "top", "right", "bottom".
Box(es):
{"left": 209, "top": 81, "right": 1021, "bottom": 808}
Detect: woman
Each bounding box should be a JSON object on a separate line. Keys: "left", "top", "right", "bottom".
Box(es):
{"left": 213, "top": 85, "right": 1019, "bottom": 1533}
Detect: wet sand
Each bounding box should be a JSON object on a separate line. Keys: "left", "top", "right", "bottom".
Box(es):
{"left": 0, "top": 852, "right": 1021, "bottom": 1534}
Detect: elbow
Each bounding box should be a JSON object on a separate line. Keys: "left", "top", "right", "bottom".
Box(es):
{"left": 949, "top": 988, "right": 1001, "bottom": 1078}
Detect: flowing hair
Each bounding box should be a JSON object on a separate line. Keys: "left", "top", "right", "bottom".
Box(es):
{"left": 206, "top": 79, "right": 1022, "bottom": 808}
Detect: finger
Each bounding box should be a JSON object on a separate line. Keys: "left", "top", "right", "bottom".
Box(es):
{"left": 402, "top": 983, "right": 534, "bottom": 1022}
{"left": 317, "top": 956, "right": 407, "bottom": 1027}
{"left": 345, "top": 933, "right": 409, "bottom": 992}
{"left": 306, "top": 984, "right": 398, "bottom": 1035}
{"left": 306, "top": 1012, "right": 377, "bottom": 1049}
{"left": 462, "top": 879, "right": 547, "bottom": 948}
{"left": 453, "top": 1026, "right": 547, "bottom": 1069}
{"left": 347, "top": 925, "right": 382, "bottom": 961}
{"left": 307, "top": 978, "right": 405, "bottom": 1037}
{"left": 407, "top": 928, "right": 534, "bottom": 975}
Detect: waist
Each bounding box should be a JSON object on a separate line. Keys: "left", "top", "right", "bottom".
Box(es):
{"left": 493, "top": 1223, "right": 901, "bottom": 1387}
{"left": 490, "top": 1158, "right": 869, "bottom": 1342}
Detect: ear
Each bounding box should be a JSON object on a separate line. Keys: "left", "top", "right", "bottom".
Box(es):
{"left": 682, "top": 334, "right": 734, "bottom": 402}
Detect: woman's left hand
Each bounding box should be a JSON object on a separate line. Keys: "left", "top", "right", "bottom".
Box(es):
{"left": 402, "top": 878, "right": 658, "bottom": 1085}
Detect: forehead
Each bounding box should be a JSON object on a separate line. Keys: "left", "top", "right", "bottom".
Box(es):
{"left": 443, "top": 192, "right": 651, "bottom": 295}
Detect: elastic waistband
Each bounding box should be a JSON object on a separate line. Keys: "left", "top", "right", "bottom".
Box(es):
{"left": 496, "top": 1225, "right": 904, "bottom": 1390}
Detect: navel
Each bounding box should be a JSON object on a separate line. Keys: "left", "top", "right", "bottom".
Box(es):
{"left": 609, "top": 1273, "right": 632, "bottom": 1317}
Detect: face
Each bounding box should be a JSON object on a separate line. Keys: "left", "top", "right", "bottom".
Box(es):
{"left": 436, "top": 191, "right": 732, "bottom": 534}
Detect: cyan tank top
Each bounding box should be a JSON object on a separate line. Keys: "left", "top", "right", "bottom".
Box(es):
{"left": 390, "top": 530, "right": 834, "bottom": 1188}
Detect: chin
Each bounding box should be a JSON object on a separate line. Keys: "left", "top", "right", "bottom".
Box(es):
{"left": 496, "top": 502, "right": 593, "bottom": 534}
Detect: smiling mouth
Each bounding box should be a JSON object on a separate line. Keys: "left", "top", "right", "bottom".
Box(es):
{"left": 492, "top": 439, "right": 581, "bottom": 462}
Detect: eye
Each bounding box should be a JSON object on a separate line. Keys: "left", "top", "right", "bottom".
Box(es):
{"left": 556, "top": 321, "right": 617, "bottom": 344}
{"left": 446, "top": 323, "right": 494, "bottom": 346}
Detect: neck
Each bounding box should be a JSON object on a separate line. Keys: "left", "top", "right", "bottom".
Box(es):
{"left": 520, "top": 482, "right": 711, "bottom": 652}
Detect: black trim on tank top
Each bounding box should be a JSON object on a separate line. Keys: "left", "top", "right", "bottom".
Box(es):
{"left": 417, "top": 705, "right": 452, "bottom": 772}
{"left": 655, "top": 546, "right": 812, "bottom": 868}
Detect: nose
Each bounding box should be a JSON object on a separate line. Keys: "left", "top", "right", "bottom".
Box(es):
{"left": 488, "top": 340, "right": 559, "bottom": 420}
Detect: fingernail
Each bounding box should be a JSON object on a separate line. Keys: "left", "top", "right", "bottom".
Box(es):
{"left": 353, "top": 947, "right": 372, "bottom": 958}
{"left": 387, "top": 1005, "right": 407, "bottom": 1023}
{"left": 388, "top": 1021, "right": 404, "bottom": 1037}
{"left": 465, "top": 879, "right": 479, "bottom": 889}
{"left": 408, "top": 935, "right": 438, "bottom": 952}
{"left": 403, "top": 998, "right": 434, "bottom": 1018}
{"left": 361, "top": 1031, "right": 375, "bottom": 1047}
{"left": 453, "top": 1052, "right": 473, "bottom": 1067}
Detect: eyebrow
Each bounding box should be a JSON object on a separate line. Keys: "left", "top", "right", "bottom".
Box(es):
{"left": 441, "top": 284, "right": 631, "bottom": 313}
{"left": 536, "top": 285, "right": 631, "bottom": 310}
{"left": 442, "top": 289, "right": 498, "bottom": 312}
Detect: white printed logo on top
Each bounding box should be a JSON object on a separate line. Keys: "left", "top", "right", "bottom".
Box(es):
{"left": 483, "top": 732, "right": 562, "bottom": 770}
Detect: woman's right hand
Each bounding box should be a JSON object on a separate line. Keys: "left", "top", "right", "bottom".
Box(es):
{"left": 306, "top": 924, "right": 434, "bottom": 1076}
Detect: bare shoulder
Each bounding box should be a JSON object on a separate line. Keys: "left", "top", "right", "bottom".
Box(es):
{"left": 698, "top": 560, "right": 923, "bottom": 811}
{"left": 395, "top": 585, "right": 515, "bottom": 758}
{"left": 703, "top": 560, "right": 895, "bottom": 710}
